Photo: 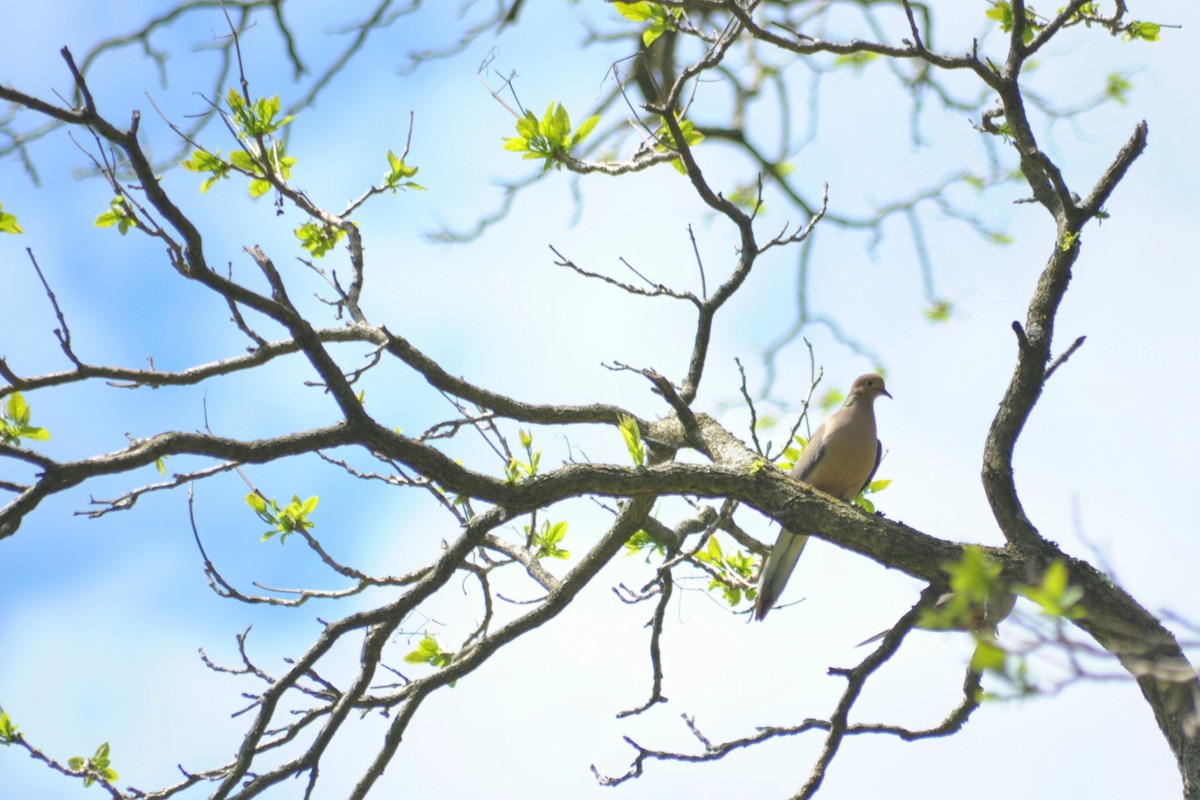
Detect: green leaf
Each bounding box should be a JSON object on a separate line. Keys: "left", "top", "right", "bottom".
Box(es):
{"left": 0, "top": 710, "right": 18, "bottom": 744}
{"left": 68, "top": 742, "right": 117, "bottom": 788}
{"left": 652, "top": 115, "right": 705, "bottom": 173}
{"left": 1068, "top": 1, "right": 1100, "bottom": 22}
{"left": 403, "top": 634, "right": 455, "bottom": 682}
{"left": 919, "top": 546, "right": 1008, "bottom": 633}
{"left": 614, "top": 1, "right": 657, "bottom": 22}
{"left": 572, "top": 114, "right": 600, "bottom": 147}
{"left": 502, "top": 103, "right": 596, "bottom": 171}
{"left": 516, "top": 111, "right": 538, "bottom": 139}
{"left": 624, "top": 528, "right": 667, "bottom": 560}
{"left": 226, "top": 88, "right": 246, "bottom": 116}
{"left": 924, "top": 298, "right": 955, "bottom": 323}
{"left": 403, "top": 637, "right": 437, "bottom": 664}
{"left": 504, "top": 433, "right": 541, "bottom": 483}
{"left": 543, "top": 520, "right": 567, "bottom": 549}
{"left": 6, "top": 393, "right": 29, "bottom": 426}
{"left": 1015, "top": 559, "right": 1086, "bottom": 619}
{"left": 275, "top": 495, "right": 319, "bottom": 531}
{"left": 295, "top": 221, "right": 347, "bottom": 258}
{"left": 688, "top": 533, "right": 757, "bottom": 607}
{"left": 970, "top": 639, "right": 1008, "bottom": 674}
{"left": 726, "top": 547, "right": 755, "bottom": 580}
{"left": 181, "top": 149, "right": 224, "bottom": 173}
{"left": 383, "top": 150, "right": 424, "bottom": 191}
{"left": 727, "top": 184, "right": 763, "bottom": 212}
{"left": 550, "top": 103, "right": 571, "bottom": 143}
{"left": 985, "top": 1, "right": 1041, "bottom": 43}
{"left": 532, "top": 519, "right": 570, "bottom": 560}
{"left": 229, "top": 150, "right": 255, "bottom": 171}
{"left": 94, "top": 211, "right": 121, "bottom": 229}
{"left": 1123, "top": 20, "right": 1161, "bottom": 42}
{"left": 819, "top": 389, "right": 844, "bottom": 414}
{"left": 227, "top": 90, "right": 293, "bottom": 137}
{"left": 181, "top": 149, "right": 233, "bottom": 192}
{"left": 260, "top": 494, "right": 320, "bottom": 543}
{"left": 834, "top": 51, "right": 878, "bottom": 72}
{"left": 695, "top": 535, "right": 723, "bottom": 566}
{"left": 248, "top": 178, "right": 271, "bottom": 198}
{"left": 853, "top": 477, "right": 890, "bottom": 512}
{"left": 1043, "top": 559, "right": 1067, "bottom": 596}
{"left": 2, "top": 392, "right": 51, "bottom": 446}
{"left": 245, "top": 492, "right": 268, "bottom": 515}
{"left": 95, "top": 196, "right": 135, "bottom": 235}
{"left": 0, "top": 203, "right": 22, "bottom": 234}
{"left": 985, "top": 2, "right": 1012, "bottom": 26}
{"left": 223, "top": 141, "right": 294, "bottom": 197}
{"left": 618, "top": 414, "right": 646, "bottom": 466}
{"left": 1104, "top": 73, "right": 1133, "bottom": 105}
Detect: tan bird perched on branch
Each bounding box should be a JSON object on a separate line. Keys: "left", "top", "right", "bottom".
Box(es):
{"left": 754, "top": 373, "right": 891, "bottom": 621}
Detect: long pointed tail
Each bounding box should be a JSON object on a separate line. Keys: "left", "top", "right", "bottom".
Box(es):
{"left": 754, "top": 530, "right": 809, "bottom": 621}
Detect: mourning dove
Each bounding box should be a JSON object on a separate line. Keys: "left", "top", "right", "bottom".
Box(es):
{"left": 754, "top": 373, "right": 891, "bottom": 621}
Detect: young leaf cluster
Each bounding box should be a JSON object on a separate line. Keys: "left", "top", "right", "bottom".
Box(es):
{"left": 927, "top": 549, "right": 1086, "bottom": 697}
{"left": 1122, "top": 20, "right": 1162, "bottom": 41}
{"left": 403, "top": 634, "right": 456, "bottom": 685}
{"left": 624, "top": 528, "right": 668, "bottom": 561}
{"left": 924, "top": 299, "right": 955, "bottom": 324}
{"left": 986, "top": 2, "right": 1162, "bottom": 44}
{"left": 383, "top": 149, "right": 424, "bottom": 192}
{"left": 614, "top": 2, "right": 682, "bottom": 47}
{"left": 295, "top": 222, "right": 347, "bottom": 258}
{"left": 227, "top": 90, "right": 293, "bottom": 137}
{"left": 231, "top": 143, "right": 297, "bottom": 199}
{"left": 94, "top": 196, "right": 137, "bottom": 235}
{"left": 504, "top": 428, "right": 541, "bottom": 483}
{"left": 180, "top": 90, "right": 296, "bottom": 198}
{"left": 652, "top": 115, "right": 704, "bottom": 175}
{"left": 986, "top": 1, "right": 1045, "bottom": 44}
{"left": 1, "top": 392, "right": 51, "bottom": 447}
{"left": 1016, "top": 560, "right": 1085, "bottom": 620}
{"left": 177, "top": 90, "right": 422, "bottom": 260}
{"left": 529, "top": 519, "right": 570, "bottom": 560}
{"left": 67, "top": 742, "right": 118, "bottom": 789}
{"left": 921, "top": 546, "right": 1008, "bottom": 634}
{"left": 502, "top": 102, "right": 600, "bottom": 172}
{"left": 179, "top": 149, "right": 232, "bottom": 193}
{"left": 853, "top": 478, "right": 891, "bottom": 514}
{"left": 0, "top": 710, "right": 17, "bottom": 744}
{"left": 694, "top": 536, "right": 756, "bottom": 607}
{"left": 245, "top": 492, "right": 319, "bottom": 543}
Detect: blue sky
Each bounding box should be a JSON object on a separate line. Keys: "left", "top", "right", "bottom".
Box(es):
{"left": 3, "top": 2, "right": 1199, "bottom": 798}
